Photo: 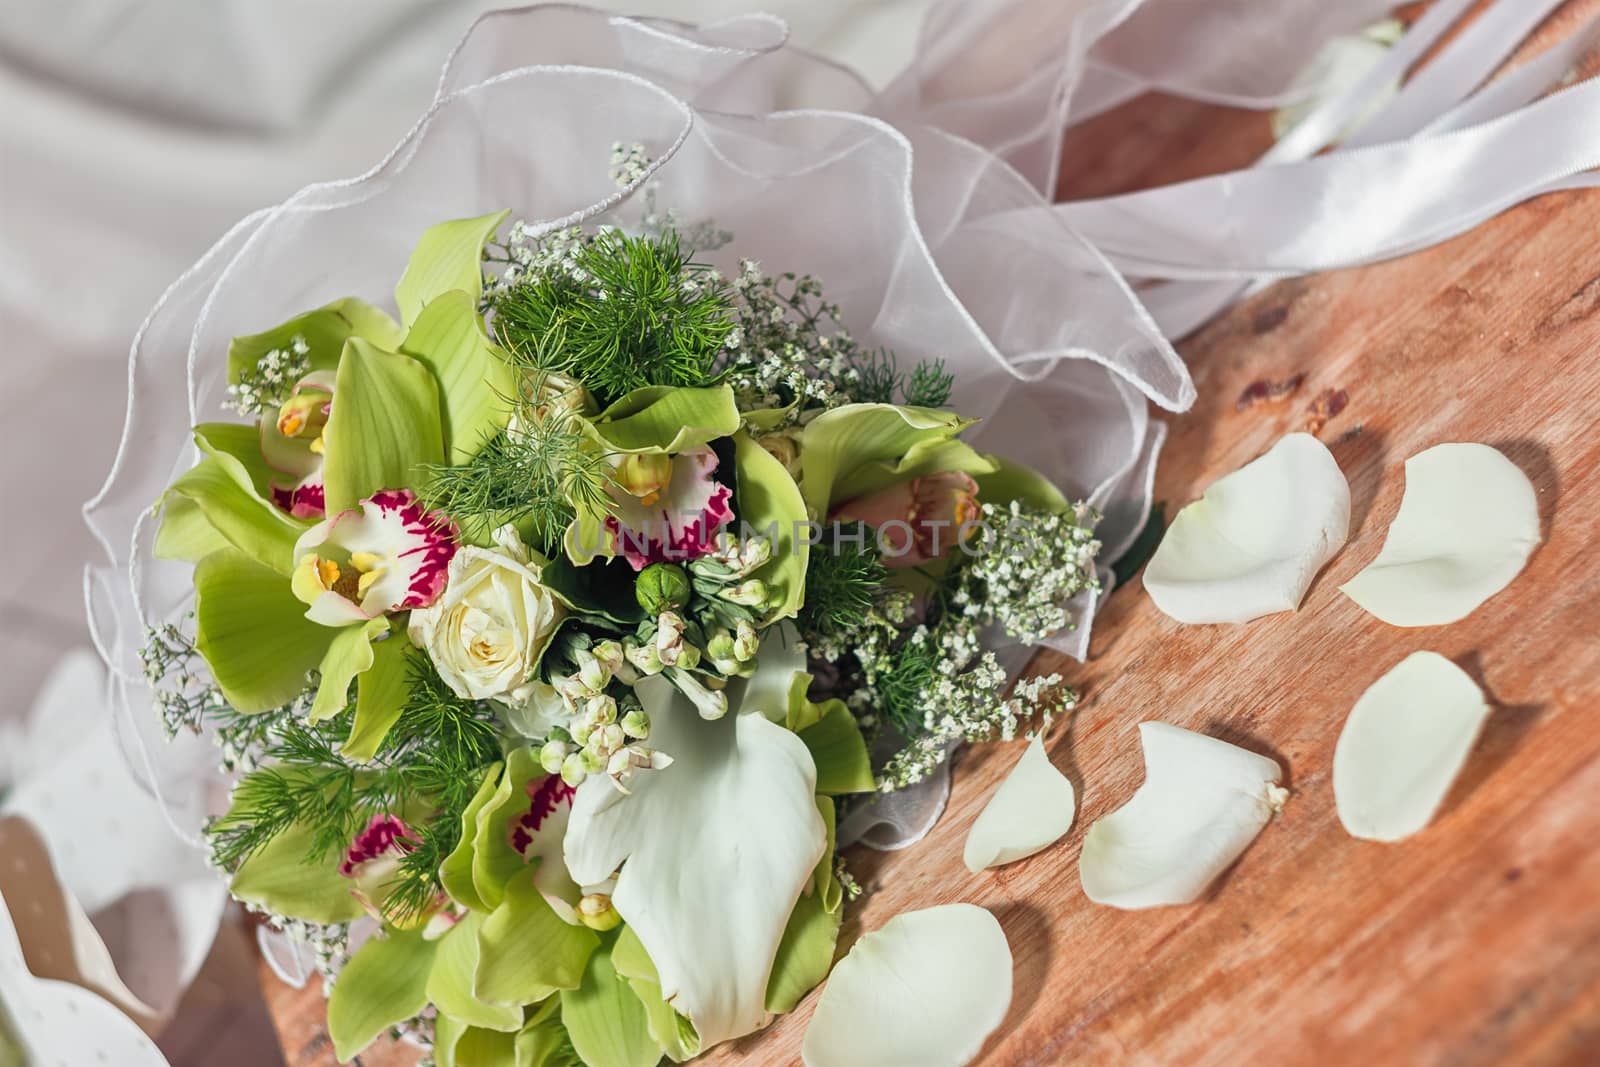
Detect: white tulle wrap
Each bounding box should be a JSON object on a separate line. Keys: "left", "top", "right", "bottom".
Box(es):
{"left": 81, "top": 0, "right": 1599, "bottom": 980}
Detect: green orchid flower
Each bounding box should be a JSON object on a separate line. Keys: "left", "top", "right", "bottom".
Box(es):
{"left": 156, "top": 211, "right": 522, "bottom": 750}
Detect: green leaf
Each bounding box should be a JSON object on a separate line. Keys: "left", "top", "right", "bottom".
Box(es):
{"left": 309, "top": 618, "right": 386, "bottom": 722}
{"left": 158, "top": 433, "right": 305, "bottom": 574}
{"left": 611, "top": 929, "right": 698, "bottom": 1062}
{"left": 322, "top": 338, "right": 446, "bottom": 513}
{"left": 229, "top": 816, "right": 364, "bottom": 925}
{"left": 395, "top": 210, "right": 510, "bottom": 328}
{"left": 343, "top": 635, "right": 412, "bottom": 761}
{"left": 401, "top": 290, "right": 517, "bottom": 462}
{"left": 764, "top": 887, "right": 840, "bottom": 1015}
{"left": 1112, "top": 502, "right": 1167, "bottom": 587}
{"left": 194, "top": 549, "right": 330, "bottom": 713}
{"left": 441, "top": 763, "right": 503, "bottom": 913}
{"left": 797, "top": 700, "right": 875, "bottom": 796}
{"left": 227, "top": 298, "right": 403, "bottom": 387}
{"left": 561, "top": 942, "right": 662, "bottom": 1067}
{"left": 974, "top": 454, "right": 1069, "bottom": 513}
{"left": 540, "top": 556, "right": 645, "bottom": 628}
{"left": 476, "top": 875, "right": 599, "bottom": 1006}
{"left": 428, "top": 912, "right": 524, "bottom": 1032}
{"left": 798, "top": 403, "right": 975, "bottom": 517}
{"left": 327, "top": 929, "right": 439, "bottom": 1061}
{"left": 590, "top": 386, "right": 741, "bottom": 454}
{"left": 732, "top": 431, "right": 809, "bottom": 622}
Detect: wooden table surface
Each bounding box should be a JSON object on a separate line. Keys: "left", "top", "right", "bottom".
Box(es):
{"left": 262, "top": 4, "right": 1600, "bottom": 1063}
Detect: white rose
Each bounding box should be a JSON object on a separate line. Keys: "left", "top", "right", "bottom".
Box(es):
{"left": 408, "top": 526, "right": 565, "bottom": 706}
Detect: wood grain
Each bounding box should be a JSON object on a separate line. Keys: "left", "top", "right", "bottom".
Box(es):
{"left": 262, "top": 4, "right": 1600, "bottom": 1063}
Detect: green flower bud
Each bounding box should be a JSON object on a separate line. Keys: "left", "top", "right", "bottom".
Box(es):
{"left": 739, "top": 537, "right": 772, "bottom": 572}
{"left": 593, "top": 640, "right": 634, "bottom": 682}
{"left": 621, "top": 709, "right": 650, "bottom": 739}
{"left": 636, "top": 563, "right": 691, "bottom": 615}
{"left": 596, "top": 723, "right": 626, "bottom": 754}
{"left": 734, "top": 619, "right": 759, "bottom": 662}
{"left": 570, "top": 719, "right": 595, "bottom": 747}
{"left": 675, "top": 643, "right": 701, "bottom": 671}
{"left": 655, "top": 610, "right": 686, "bottom": 666}
{"left": 720, "top": 579, "right": 767, "bottom": 606}
{"left": 577, "top": 893, "right": 622, "bottom": 932}
{"left": 560, "top": 753, "right": 588, "bottom": 788}
{"left": 576, "top": 650, "right": 610, "bottom": 693}
{"left": 706, "top": 630, "right": 737, "bottom": 667}
{"left": 624, "top": 638, "right": 664, "bottom": 676}
{"left": 539, "top": 740, "right": 570, "bottom": 776}
{"left": 584, "top": 694, "right": 618, "bottom": 727}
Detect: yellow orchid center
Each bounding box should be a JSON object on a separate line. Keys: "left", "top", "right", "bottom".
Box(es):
{"left": 293, "top": 552, "right": 361, "bottom": 606}
{"left": 275, "top": 389, "right": 333, "bottom": 441}
{"left": 615, "top": 452, "right": 674, "bottom": 506}
{"left": 350, "top": 551, "right": 388, "bottom": 598}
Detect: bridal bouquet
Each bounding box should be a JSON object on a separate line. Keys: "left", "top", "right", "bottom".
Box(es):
{"left": 138, "top": 145, "right": 1104, "bottom": 1060}
{"left": 94, "top": 4, "right": 1204, "bottom": 1064}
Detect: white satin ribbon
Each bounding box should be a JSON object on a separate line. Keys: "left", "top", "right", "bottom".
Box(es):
{"left": 1342, "top": 0, "right": 1570, "bottom": 149}
{"left": 1061, "top": 73, "right": 1600, "bottom": 281}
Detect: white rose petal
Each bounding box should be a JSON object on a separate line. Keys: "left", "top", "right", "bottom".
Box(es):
{"left": 1340, "top": 443, "right": 1539, "bottom": 627}
{"left": 963, "top": 737, "right": 1076, "bottom": 873}
{"left": 1080, "top": 723, "right": 1286, "bottom": 909}
{"left": 802, "top": 904, "right": 1012, "bottom": 1067}
{"left": 407, "top": 529, "right": 564, "bottom": 706}
{"left": 1144, "top": 433, "right": 1350, "bottom": 624}
{"left": 1334, "top": 651, "right": 1490, "bottom": 842}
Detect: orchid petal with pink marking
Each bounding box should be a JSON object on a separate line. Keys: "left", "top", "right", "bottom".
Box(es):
{"left": 291, "top": 489, "right": 457, "bottom": 626}
{"left": 604, "top": 446, "right": 735, "bottom": 570}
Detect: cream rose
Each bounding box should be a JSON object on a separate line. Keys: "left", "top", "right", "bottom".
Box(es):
{"left": 408, "top": 526, "right": 564, "bottom": 706}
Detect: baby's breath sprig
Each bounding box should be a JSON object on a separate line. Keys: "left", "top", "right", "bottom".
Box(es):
{"left": 140, "top": 620, "right": 221, "bottom": 736}
{"left": 721, "top": 263, "right": 862, "bottom": 417}
{"left": 877, "top": 663, "right": 1078, "bottom": 791}
{"left": 224, "top": 335, "right": 309, "bottom": 415}
{"left": 950, "top": 501, "right": 1102, "bottom": 644}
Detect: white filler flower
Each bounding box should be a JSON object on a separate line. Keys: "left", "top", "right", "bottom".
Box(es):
{"left": 1341, "top": 443, "right": 1539, "bottom": 626}
{"left": 1144, "top": 433, "right": 1349, "bottom": 624}
{"left": 1080, "top": 723, "right": 1287, "bottom": 909}
{"left": 802, "top": 903, "right": 1012, "bottom": 1067}
{"left": 1334, "top": 651, "right": 1490, "bottom": 842}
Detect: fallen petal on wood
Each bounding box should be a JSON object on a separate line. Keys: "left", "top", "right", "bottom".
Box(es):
{"left": 1341, "top": 443, "right": 1539, "bottom": 626}
{"left": 1144, "top": 433, "right": 1350, "bottom": 624}
{"left": 1080, "top": 723, "right": 1287, "bottom": 909}
{"left": 964, "top": 736, "right": 1076, "bottom": 873}
{"left": 801, "top": 903, "right": 1012, "bottom": 1067}
{"left": 1334, "top": 651, "right": 1491, "bottom": 842}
